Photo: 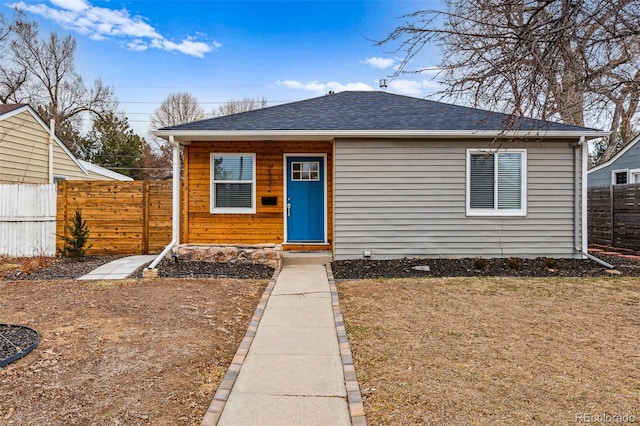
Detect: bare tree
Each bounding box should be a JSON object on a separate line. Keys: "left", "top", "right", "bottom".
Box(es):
{"left": 0, "top": 12, "right": 28, "bottom": 103}
{"left": 9, "top": 21, "right": 117, "bottom": 153}
{"left": 380, "top": 0, "right": 640, "bottom": 161}
{"left": 148, "top": 92, "right": 206, "bottom": 179}
{"left": 11, "top": 23, "right": 117, "bottom": 119}
{"left": 216, "top": 96, "right": 267, "bottom": 116}
{"left": 150, "top": 92, "right": 205, "bottom": 129}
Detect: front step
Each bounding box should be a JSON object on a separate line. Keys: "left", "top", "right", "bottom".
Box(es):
{"left": 281, "top": 251, "right": 333, "bottom": 266}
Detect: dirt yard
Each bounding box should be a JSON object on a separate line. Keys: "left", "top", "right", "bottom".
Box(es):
{"left": 0, "top": 277, "right": 267, "bottom": 425}
{"left": 338, "top": 277, "right": 640, "bottom": 425}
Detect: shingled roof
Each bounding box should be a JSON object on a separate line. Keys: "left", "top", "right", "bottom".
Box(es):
{"left": 0, "top": 104, "right": 28, "bottom": 116}
{"left": 161, "top": 91, "right": 597, "bottom": 133}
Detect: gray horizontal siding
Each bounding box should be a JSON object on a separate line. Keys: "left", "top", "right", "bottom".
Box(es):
{"left": 588, "top": 139, "right": 640, "bottom": 187}
{"left": 334, "top": 138, "right": 581, "bottom": 260}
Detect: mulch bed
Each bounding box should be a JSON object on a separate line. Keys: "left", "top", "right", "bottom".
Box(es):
{"left": 129, "top": 258, "right": 275, "bottom": 280}
{"left": 331, "top": 253, "right": 640, "bottom": 279}
{"left": 1, "top": 255, "right": 124, "bottom": 281}
{"left": 0, "top": 324, "right": 39, "bottom": 368}
{"left": 4, "top": 250, "right": 637, "bottom": 282}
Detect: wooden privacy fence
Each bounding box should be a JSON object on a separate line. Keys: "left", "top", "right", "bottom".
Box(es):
{"left": 56, "top": 180, "right": 173, "bottom": 255}
{"left": 588, "top": 184, "right": 640, "bottom": 250}
{"left": 0, "top": 184, "right": 57, "bottom": 256}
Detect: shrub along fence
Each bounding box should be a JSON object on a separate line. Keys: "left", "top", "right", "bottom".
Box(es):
{"left": 56, "top": 180, "right": 173, "bottom": 255}
{"left": 588, "top": 183, "right": 640, "bottom": 250}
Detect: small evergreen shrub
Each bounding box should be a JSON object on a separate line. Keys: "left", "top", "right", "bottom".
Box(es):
{"left": 58, "top": 209, "right": 92, "bottom": 258}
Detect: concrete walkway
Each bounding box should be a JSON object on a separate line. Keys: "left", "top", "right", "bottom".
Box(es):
{"left": 202, "top": 264, "right": 365, "bottom": 426}
{"left": 77, "top": 255, "right": 156, "bottom": 280}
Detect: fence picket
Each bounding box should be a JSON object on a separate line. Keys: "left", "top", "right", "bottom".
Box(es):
{"left": 0, "top": 184, "right": 57, "bottom": 256}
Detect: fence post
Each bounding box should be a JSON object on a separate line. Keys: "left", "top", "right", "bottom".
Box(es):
{"left": 62, "top": 180, "right": 69, "bottom": 250}
{"left": 609, "top": 185, "right": 614, "bottom": 247}
{"left": 142, "top": 180, "right": 150, "bottom": 255}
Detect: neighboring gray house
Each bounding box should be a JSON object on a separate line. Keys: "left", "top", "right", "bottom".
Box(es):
{"left": 153, "top": 91, "right": 607, "bottom": 260}
{"left": 588, "top": 134, "right": 640, "bottom": 187}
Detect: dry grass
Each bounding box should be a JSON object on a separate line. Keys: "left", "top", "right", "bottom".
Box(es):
{"left": 338, "top": 277, "right": 640, "bottom": 425}
{"left": 0, "top": 277, "right": 267, "bottom": 425}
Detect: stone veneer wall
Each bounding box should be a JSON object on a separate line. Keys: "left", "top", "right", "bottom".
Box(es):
{"left": 173, "top": 244, "right": 282, "bottom": 269}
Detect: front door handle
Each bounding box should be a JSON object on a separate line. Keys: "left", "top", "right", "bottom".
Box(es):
{"left": 287, "top": 203, "right": 291, "bottom": 217}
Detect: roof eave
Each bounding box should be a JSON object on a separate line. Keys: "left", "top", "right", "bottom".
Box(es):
{"left": 152, "top": 129, "right": 609, "bottom": 143}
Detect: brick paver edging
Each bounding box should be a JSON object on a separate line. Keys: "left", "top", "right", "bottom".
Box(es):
{"left": 200, "top": 268, "right": 280, "bottom": 426}
{"left": 326, "top": 264, "right": 368, "bottom": 426}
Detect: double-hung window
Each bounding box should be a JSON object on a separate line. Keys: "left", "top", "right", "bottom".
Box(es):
{"left": 210, "top": 153, "right": 256, "bottom": 214}
{"left": 466, "top": 149, "right": 527, "bottom": 216}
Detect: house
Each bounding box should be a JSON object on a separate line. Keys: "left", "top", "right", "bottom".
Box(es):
{"left": 152, "top": 91, "right": 607, "bottom": 261}
{"left": 0, "top": 104, "right": 132, "bottom": 183}
{"left": 78, "top": 160, "right": 134, "bottom": 181}
{"left": 587, "top": 134, "right": 640, "bottom": 187}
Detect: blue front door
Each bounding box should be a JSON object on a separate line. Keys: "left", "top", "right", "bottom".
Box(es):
{"left": 286, "top": 156, "right": 325, "bottom": 242}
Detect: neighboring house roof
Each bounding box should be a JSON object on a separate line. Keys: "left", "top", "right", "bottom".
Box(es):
{"left": 0, "top": 103, "right": 89, "bottom": 176}
{"left": 588, "top": 133, "right": 640, "bottom": 174}
{"left": 0, "top": 104, "right": 28, "bottom": 114}
{"left": 78, "top": 160, "right": 133, "bottom": 181}
{"left": 156, "top": 91, "right": 607, "bottom": 141}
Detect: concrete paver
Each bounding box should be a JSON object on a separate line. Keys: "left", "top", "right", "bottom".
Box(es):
{"left": 214, "top": 264, "right": 351, "bottom": 426}
{"left": 77, "top": 255, "right": 157, "bottom": 280}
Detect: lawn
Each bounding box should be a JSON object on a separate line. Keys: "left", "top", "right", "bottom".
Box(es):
{"left": 338, "top": 277, "right": 640, "bottom": 425}
{"left": 0, "top": 277, "right": 267, "bottom": 425}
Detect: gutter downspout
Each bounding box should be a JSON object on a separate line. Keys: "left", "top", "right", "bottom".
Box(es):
{"left": 575, "top": 137, "right": 614, "bottom": 269}
{"left": 48, "top": 119, "right": 55, "bottom": 184}
{"left": 147, "top": 135, "right": 180, "bottom": 271}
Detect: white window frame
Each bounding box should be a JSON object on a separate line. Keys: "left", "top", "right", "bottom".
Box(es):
{"left": 466, "top": 149, "right": 527, "bottom": 217}
{"left": 210, "top": 153, "right": 256, "bottom": 214}
{"left": 612, "top": 168, "right": 629, "bottom": 185}
{"left": 630, "top": 168, "right": 640, "bottom": 184}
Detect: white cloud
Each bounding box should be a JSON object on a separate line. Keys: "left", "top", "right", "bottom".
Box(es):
{"left": 276, "top": 80, "right": 374, "bottom": 95}
{"left": 388, "top": 79, "right": 442, "bottom": 96}
{"left": 50, "top": 0, "right": 88, "bottom": 12}
{"left": 362, "top": 57, "right": 395, "bottom": 69}
{"left": 8, "top": 0, "right": 217, "bottom": 58}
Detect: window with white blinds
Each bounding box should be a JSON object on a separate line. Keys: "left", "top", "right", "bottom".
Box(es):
{"left": 210, "top": 154, "right": 256, "bottom": 213}
{"left": 467, "top": 149, "right": 526, "bottom": 216}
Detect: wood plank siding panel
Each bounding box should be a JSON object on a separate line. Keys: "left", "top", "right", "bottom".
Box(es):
{"left": 184, "top": 140, "right": 333, "bottom": 247}
{"left": 334, "top": 139, "right": 581, "bottom": 260}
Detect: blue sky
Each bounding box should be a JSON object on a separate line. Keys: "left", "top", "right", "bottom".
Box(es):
{"left": 5, "top": 0, "right": 443, "bottom": 136}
